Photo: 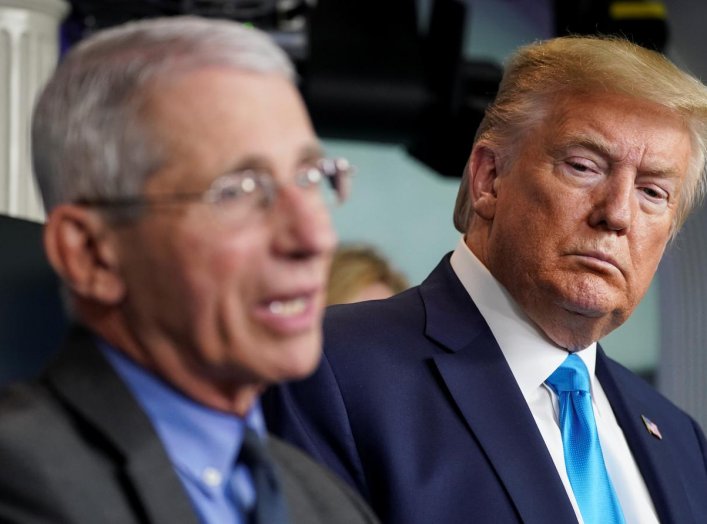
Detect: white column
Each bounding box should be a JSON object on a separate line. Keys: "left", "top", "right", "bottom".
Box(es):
{"left": 0, "top": 0, "right": 68, "bottom": 222}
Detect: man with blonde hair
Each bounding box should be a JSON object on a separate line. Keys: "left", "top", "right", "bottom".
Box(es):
{"left": 266, "top": 36, "right": 707, "bottom": 523}
{"left": 0, "top": 16, "right": 377, "bottom": 524}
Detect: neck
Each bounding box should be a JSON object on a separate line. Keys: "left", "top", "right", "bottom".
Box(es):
{"left": 82, "top": 309, "right": 261, "bottom": 416}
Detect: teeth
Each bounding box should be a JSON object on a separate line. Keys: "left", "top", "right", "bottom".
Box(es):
{"left": 268, "top": 297, "right": 307, "bottom": 316}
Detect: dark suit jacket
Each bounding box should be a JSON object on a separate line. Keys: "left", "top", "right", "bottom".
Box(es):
{"left": 0, "top": 326, "right": 379, "bottom": 524}
{"left": 264, "top": 256, "right": 707, "bottom": 524}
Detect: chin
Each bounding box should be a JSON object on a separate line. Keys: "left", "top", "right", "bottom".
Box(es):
{"left": 548, "top": 304, "right": 626, "bottom": 350}
{"left": 551, "top": 276, "right": 623, "bottom": 316}
{"left": 560, "top": 300, "right": 611, "bottom": 318}
{"left": 270, "top": 334, "right": 323, "bottom": 382}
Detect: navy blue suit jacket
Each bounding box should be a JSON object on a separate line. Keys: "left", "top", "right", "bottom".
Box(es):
{"left": 265, "top": 256, "right": 707, "bottom": 523}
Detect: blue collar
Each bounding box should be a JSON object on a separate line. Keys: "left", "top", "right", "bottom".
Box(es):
{"left": 98, "top": 339, "right": 266, "bottom": 494}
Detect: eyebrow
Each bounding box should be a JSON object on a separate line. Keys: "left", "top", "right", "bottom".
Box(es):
{"left": 550, "top": 134, "right": 614, "bottom": 161}
{"left": 298, "top": 143, "right": 326, "bottom": 162}
{"left": 226, "top": 143, "right": 325, "bottom": 173}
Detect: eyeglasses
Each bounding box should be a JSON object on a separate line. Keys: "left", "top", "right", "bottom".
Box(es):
{"left": 77, "top": 157, "right": 353, "bottom": 223}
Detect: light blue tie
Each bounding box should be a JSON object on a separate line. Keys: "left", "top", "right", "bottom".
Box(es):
{"left": 546, "top": 354, "right": 625, "bottom": 524}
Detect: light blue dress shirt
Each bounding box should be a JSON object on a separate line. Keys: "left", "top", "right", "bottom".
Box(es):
{"left": 100, "top": 340, "right": 266, "bottom": 524}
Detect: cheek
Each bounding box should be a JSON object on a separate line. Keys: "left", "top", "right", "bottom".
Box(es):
{"left": 628, "top": 237, "right": 666, "bottom": 293}
{"left": 182, "top": 217, "right": 263, "bottom": 276}
{"left": 493, "top": 196, "right": 566, "bottom": 261}
{"left": 184, "top": 236, "right": 258, "bottom": 307}
{"left": 193, "top": 235, "right": 277, "bottom": 345}
{"left": 148, "top": 226, "right": 246, "bottom": 324}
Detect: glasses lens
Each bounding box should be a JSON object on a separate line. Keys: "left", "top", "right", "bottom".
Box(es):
{"left": 209, "top": 172, "right": 269, "bottom": 223}
{"left": 204, "top": 158, "right": 353, "bottom": 224}
{"left": 318, "top": 158, "right": 353, "bottom": 205}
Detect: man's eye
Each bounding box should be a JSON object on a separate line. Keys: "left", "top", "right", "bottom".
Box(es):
{"left": 641, "top": 186, "right": 668, "bottom": 201}
{"left": 567, "top": 160, "right": 595, "bottom": 173}
{"left": 218, "top": 186, "right": 243, "bottom": 202}
{"left": 219, "top": 177, "right": 259, "bottom": 201}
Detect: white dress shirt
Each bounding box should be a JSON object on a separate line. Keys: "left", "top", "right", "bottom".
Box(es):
{"left": 450, "top": 237, "right": 658, "bottom": 524}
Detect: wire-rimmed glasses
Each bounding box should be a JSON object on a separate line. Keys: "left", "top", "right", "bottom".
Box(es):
{"left": 77, "top": 157, "right": 353, "bottom": 223}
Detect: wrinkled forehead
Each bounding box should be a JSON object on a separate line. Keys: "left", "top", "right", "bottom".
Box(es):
{"left": 522, "top": 91, "right": 693, "bottom": 162}
{"left": 136, "top": 67, "right": 318, "bottom": 190}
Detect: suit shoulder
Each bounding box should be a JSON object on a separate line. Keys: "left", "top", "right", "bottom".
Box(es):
{"left": 0, "top": 381, "right": 81, "bottom": 521}
{"left": 324, "top": 287, "right": 424, "bottom": 338}
{"left": 0, "top": 380, "right": 92, "bottom": 479}
{"left": 603, "top": 357, "right": 699, "bottom": 424}
{"left": 0, "top": 378, "right": 119, "bottom": 480}
{"left": 0, "top": 381, "right": 63, "bottom": 443}
{"left": 268, "top": 434, "right": 379, "bottom": 524}
{"left": 603, "top": 358, "right": 670, "bottom": 402}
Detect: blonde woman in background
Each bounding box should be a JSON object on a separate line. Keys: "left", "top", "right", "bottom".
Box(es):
{"left": 327, "top": 245, "right": 408, "bottom": 305}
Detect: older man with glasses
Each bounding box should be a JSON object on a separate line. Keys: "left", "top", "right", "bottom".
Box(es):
{"left": 0, "top": 15, "right": 375, "bottom": 524}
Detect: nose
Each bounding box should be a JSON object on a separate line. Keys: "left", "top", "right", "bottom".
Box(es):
{"left": 588, "top": 172, "right": 635, "bottom": 234}
{"left": 271, "top": 185, "right": 337, "bottom": 259}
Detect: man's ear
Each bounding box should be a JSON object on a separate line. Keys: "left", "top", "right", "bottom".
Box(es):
{"left": 469, "top": 144, "right": 500, "bottom": 221}
{"left": 43, "top": 205, "right": 126, "bottom": 305}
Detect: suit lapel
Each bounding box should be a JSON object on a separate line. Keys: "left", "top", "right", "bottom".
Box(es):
{"left": 44, "top": 326, "right": 199, "bottom": 524}
{"left": 596, "top": 349, "right": 695, "bottom": 524}
{"left": 421, "top": 258, "right": 576, "bottom": 524}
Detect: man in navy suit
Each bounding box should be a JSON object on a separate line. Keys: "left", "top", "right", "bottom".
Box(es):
{"left": 265, "top": 36, "right": 707, "bottom": 523}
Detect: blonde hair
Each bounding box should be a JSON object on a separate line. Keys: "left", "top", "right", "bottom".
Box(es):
{"left": 453, "top": 35, "right": 707, "bottom": 237}
{"left": 327, "top": 245, "right": 409, "bottom": 305}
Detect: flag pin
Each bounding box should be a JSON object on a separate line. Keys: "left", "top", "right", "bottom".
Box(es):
{"left": 641, "top": 415, "right": 662, "bottom": 440}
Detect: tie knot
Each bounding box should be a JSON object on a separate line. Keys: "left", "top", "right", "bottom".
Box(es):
{"left": 235, "top": 428, "right": 290, "bottom": 524}
{"left": 546, "top": 353, "right": 591, "bottom": 393}
{"left": 238, "top": 427, "right": 269, "bottom": 469}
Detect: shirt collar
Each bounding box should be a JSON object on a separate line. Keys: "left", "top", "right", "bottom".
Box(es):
{"left": 449, "top": 237, "right": 597, "bottom": 397}
{"left": 98, "top": 339, "right": 266, "bottom": 485}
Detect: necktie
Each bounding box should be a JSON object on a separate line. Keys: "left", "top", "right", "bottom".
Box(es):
{"left": 546, "top": 354, "right": 625, "bottom": 524}
{"left": 235, "top": 428, "right": 289, "bottom": 524}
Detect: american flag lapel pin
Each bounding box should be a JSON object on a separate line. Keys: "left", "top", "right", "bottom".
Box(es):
{"left": 641, "top": 415, "right": 663, "bottom": 440}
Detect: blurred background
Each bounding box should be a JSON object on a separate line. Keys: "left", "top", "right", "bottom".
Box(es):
{"left": 1, "top": 0, "right": 706, "bottom": 427}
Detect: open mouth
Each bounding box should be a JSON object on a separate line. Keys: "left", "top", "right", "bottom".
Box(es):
{"left": 268, "top": 297, "right": 308, "bottom": 317}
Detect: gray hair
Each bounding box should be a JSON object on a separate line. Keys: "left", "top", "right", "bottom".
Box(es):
{"left": 453, "top": 35, "right": 707, "bottom": 237}
{"left": 32, "top": 16, "right": 296, "bottom": 212}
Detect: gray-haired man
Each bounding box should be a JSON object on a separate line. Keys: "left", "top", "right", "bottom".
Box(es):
{"left": 0, "top": 15, "right": 376, "bottom": 524}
